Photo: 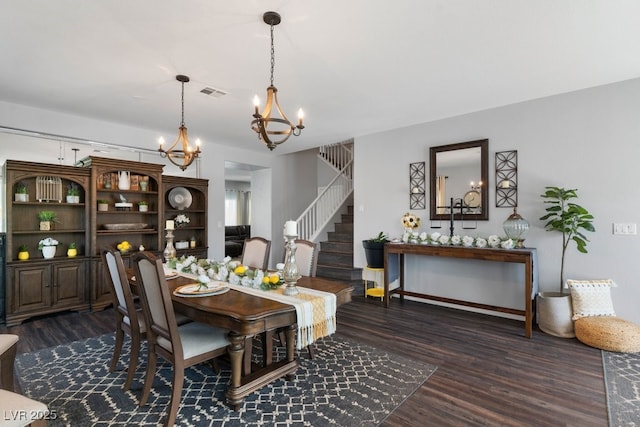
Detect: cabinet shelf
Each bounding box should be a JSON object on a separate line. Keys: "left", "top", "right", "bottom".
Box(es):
{"left": 97, "top": 210, "right": 158, "bottom": 214}
{"left": 13, "top": 229, "right": 86, "bottom": 235}
{"left": 12, "top": 201, "right": 86, "bottom": 207}
{"left": 97, "top": 189, "right": 158, "bottom": 195}
{"left": 97, "top": 229, "right": 157, "bottom": 235}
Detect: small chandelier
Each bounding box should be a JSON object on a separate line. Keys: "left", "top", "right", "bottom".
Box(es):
{"left": 251, "top": 11, "right": 304, "bottom": 151}
{"left": 158, "top": 74, "right": 202, "bottom": 170}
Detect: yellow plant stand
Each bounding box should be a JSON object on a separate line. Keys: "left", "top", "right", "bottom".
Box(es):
{"left": 363, "top": 266, "right": 385, "bottom": 301}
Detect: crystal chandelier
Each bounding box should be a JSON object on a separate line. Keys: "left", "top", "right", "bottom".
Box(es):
{"left": 158, "top": 75, "right": 201, "bottom": 170}
{"left": 251, "top": 11, "right": 305, "bottom": 151}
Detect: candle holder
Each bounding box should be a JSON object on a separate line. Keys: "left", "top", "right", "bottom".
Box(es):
{"left": 163, "top": 229, "right": 177, "bottom": 262}
{"left": 282, "top": 234, "right": 301, "bottom": 296}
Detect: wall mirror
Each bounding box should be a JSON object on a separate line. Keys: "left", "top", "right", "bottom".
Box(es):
{"left": 429, "top": 139, "right": 489, "bottom": 220}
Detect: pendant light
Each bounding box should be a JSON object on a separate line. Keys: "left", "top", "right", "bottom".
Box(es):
{"left": 158, "top": 75, "right": 202, "bottom": 170}
{"left": 251, "top": 11, "right": 305, "bottom": 151}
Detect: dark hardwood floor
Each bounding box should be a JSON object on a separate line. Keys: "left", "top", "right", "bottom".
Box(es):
{"left": 1, "top": 296, "right": 607, "bottom": 426}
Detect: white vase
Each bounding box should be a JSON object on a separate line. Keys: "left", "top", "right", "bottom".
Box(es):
{"left": 42, "top": 246, "right": 56, "bottom": 259}
{"left": 536, "top": 292, "right": 575, "bottom": 338}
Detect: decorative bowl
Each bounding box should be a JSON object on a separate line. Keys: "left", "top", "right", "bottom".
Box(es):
{"left": 103, "top": 223, "right": 148, "bottom": 231}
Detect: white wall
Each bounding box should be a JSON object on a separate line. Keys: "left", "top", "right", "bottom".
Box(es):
{"left": 354, "top": 78, "right": 640, "bottom": 324}
{"left": 0, "top": 100, "right": 276, "bottom": 259}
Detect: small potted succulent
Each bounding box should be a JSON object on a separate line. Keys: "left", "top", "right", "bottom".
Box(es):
{"left": 138, "top": 200, "right": 149, "bottom": 212}
{"left": 97, "top": 200, "right": 109, "bottom": 212}
{"left": 38, "top": 210, "right": 58, "bottom": 231}
{"left": 67, "top": 242, "right": 78, "bottom": 258}
{"left": 15, "top": 181, "right": 29, "bottom": 202}
{"left": 18, "top": 244, "right": 29, "bottom": 261}
{"left": 66, "top": 182, "right": 80, "bottom": 203}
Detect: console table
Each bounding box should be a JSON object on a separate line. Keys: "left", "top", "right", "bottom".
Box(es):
{"left": 383, "top": 243, "right": 537, "bottom": 338}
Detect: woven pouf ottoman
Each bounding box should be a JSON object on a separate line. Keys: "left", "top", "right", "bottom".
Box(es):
{"left": 574, "top": 316, "right": 640, "bottom": 353}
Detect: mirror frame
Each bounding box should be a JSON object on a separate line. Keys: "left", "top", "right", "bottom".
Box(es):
{"left": 429, "top": 139, "right": 489, "bottom": 221}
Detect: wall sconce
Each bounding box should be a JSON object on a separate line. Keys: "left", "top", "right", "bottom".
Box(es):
{"left": 410, "top": 162, "right": 426, "bottom": 209}
{"left": 495, "top": 150, "right": 518, "bottom": 207}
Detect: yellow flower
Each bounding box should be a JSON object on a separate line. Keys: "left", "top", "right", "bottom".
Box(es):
{"left": 234, "top": 265, "right": 246, "bottom": 275}
{"left": 262, "top": 277, "right": 271, "bottom": 284}
{"left": 269, "top": 274, "right": 280, "bottom": 284}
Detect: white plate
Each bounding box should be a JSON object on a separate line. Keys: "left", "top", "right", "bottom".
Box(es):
{"left": 163, "top": 270, "right": 179, "bottom": 280}
{"left": 168, "top": 187, "right": 192, "bottom": 210}
{"left": 174, "top": 283, "right": 229, "bottom": 297}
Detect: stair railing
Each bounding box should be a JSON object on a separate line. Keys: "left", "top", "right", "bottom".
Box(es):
{"left": 296, "top": 141, "right": 353, "bottom": 241}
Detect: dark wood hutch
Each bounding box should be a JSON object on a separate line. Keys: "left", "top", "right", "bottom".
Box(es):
{"left": 3, "top": 157, "right": 209, "bottom": 325}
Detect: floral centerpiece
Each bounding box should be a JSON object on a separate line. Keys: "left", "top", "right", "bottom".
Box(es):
{"left": 402, "top": 212, "right": 421, "bottom": 231}
{"left": 401, "top": 231, "right": 515, "bottom": 249}
{"left": 38, "top": 237, "right": 59, "bottom": 249}
{"left": 167, "top": 255, "right": 284, "bottom": 291}
{"left": 174, "top": 214, "right": 190, "bottom": 227}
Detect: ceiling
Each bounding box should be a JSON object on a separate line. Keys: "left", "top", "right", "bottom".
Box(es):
{"left": 3, "top": 1, "right": 640, "bottom": 156}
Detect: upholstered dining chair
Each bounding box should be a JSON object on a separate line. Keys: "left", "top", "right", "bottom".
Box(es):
{"left": 102, "top": 248, "right": 147, "bottom": 391}
{"left": 133, "top": 251, "right": 230, "bottom": 427}
{"left": 0, "top": 334, "right": 49, "bottom": 426}
{"left": 0, "top": 333, "right": 19, "bottom": 391}
{"left": 286, "top": 239, "right": 318, "bottom": 277}
{"left": 277, "top": 239, "right": 319, "bottom": 358}
{"left": 240, "top": 237, "right": 271, "bottom": 270}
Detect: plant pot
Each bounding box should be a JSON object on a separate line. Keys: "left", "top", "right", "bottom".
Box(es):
{"left": 67, "top": 248, "right": 78, "bottom": 258}
{"left": 14, "top": 193, "right": 29, "bottom": 202}
{"left": 139, "top": 205, "right": 148, "bottom": 212}
{"left": 98, "top": 203, "right": 109, "bottom": 212}
{"left": 42, "top": 246, "right": 56, "bottom": 259}
{"left": 536, "top": 292, "right": 575, "bottom": 338}
{"left": 363, "top": 240, "right": 386, "bottom": 268}
{"left": 39, "top": 221, "right": 53, "bottom": 231}
{"left": 18, "top": 251, "right": 29, "bottom": 261}
{"left": 66, "top": 195, "right": 79, "bottom": 203}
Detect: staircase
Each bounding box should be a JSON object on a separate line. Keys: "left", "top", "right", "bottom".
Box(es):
{"left": 315, "top": 205, "right": 364, "bottom": 293}
{"left": 292, "top": 140, "right": 363, "bottom": 293}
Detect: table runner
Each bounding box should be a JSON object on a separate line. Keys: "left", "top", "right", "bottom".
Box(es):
{"left": 173, "top": 272, "right": 336, "bottom": 349}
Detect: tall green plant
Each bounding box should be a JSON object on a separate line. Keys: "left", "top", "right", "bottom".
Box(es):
{"left": 540, "top": 187, "right": 595, "bottom": 292}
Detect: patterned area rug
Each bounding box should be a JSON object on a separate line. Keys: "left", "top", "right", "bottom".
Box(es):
{"left": 15, "top": 334, "right": 436, "bottom": 426}
{"left": 602, "top": 351, "right": 640, "bottom": 426}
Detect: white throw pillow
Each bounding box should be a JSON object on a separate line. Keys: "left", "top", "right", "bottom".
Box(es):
{"left": 565, "top": 279, "right": 616, "bottom": 320}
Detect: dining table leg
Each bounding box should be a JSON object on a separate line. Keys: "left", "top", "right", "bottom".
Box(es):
{"left": 226, "top": 332, "right": 245, "bottom": 410}
{"left": 285, "top": 324, "right": 296, "bottom": 381}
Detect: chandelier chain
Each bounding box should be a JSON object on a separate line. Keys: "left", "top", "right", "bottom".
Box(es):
{"left": 270, "top": 23, "right": 275, "bottom": 87}
{"left": 180, "top": 80, "right": 185, "bottom": 126}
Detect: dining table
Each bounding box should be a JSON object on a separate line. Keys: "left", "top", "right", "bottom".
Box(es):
{"left": 130, "top": 271, "right": 352, "bottom": 409}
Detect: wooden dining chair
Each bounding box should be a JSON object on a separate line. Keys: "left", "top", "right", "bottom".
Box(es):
{"left": 132, "top": 251, "right": 230, "bottom": 427}
{"left": 240, "top": 237, "right": 271, "bottom": 270}
{"left": 102, "top": 248, "right": 146, "bottom": 391}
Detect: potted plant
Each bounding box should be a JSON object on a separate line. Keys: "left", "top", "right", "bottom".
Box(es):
{"left": 537, "top": 186, "right": 595, "bottom": 337}
{"left": 38, "top": 237, "right": 60, "bottom": 259}
{"left": 362, "top": 231, "right": 389, "bottom": 268}
{"left": 138, "top": 200, "right": 149, "bottom": 212}
{"left": 14, "top": 181, "right": 29, "bottom": 202}
{"left": 18, "top": 244, "right": 29, "bottom": 261}
{"left": 67, "top": 242, "right": 78, "bottom": 258}
{"left": 66, "top": 182, "right": 80, "bottom": 203}
{"left": 97, "top": 199, "right": 109, "bottom": 211}
{"left": 38, "top": 210, "right": 58, "bottom": 231}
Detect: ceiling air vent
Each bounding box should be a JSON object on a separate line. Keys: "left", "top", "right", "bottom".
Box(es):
{"left": 200, "top": 87, "right": 228, "bottom": 98}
